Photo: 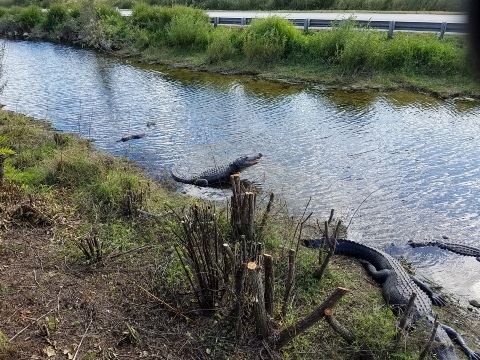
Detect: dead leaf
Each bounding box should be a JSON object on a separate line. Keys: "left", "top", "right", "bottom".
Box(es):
{"left": 43, "top": 345, "right": 56, "bottom": 357}
{"left": 63, "top": 344, "right": 77, "bottom": 359}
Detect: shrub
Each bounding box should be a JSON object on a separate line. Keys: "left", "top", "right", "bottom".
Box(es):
{"left": 206, "top": 27, "right": 238, "bottom": 63}
{"left": 243, "top": 28, "right": 286, "bottom": 64}
{"left": 19, "top": 5, "right": 43, "bottom": 31}
{"left": 131, "top": 3, "right": 173, "bottom": 31}
{"left": 130, "top": 4, "right": 177, "bottom": 46}
{"left": 337, "top": 29, "right": 382, "bottom": 73}
{"left": 44, "top": 3, "right": 68, "bottom": 31}
{"left": 381, "top": 34, "right": 466, "bottom": 75}
{"left": 167, "top": 7, "right": 211, "bottom": 48}
{"left": 244, "top": 16, "right": 300, "bottom": 56}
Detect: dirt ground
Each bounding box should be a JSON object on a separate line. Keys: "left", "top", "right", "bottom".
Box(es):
{"left": 2, "top": 181, "right": 480, "bottom": 360}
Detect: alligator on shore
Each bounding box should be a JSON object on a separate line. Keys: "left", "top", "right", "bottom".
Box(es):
{"left": 303, "top": 238, "right": 480, "bottom": 360}
{"left": 171, "top": 153, "right": 263, "bottom": 187}
{"left": 409, "top": 240, "right": 480, "bottom": 262}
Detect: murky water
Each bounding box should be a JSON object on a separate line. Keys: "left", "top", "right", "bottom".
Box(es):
{"left": 1, "top": 40, "right": 479, "bottom": 300}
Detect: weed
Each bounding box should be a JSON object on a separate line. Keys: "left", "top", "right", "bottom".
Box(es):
{"left": 43, "top": 3, "right": 68, "bottom": 31}
{"left": 18, "top": 5, "right": 43, "bottom": 32}
{"left": 0, "top": 331, "right": 8, "bottom": 351}
{"left": 167, "top": 7, "right": 211, "bottom": 48}
{"left": 206, "top": 26, "right": 238, "bottom": 63}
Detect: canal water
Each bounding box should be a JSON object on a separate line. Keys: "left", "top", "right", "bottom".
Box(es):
{"left": 1, "top": 40, "right": 479, "bottom": 301}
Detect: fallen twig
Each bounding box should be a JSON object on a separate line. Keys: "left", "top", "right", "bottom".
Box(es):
{"left": 9, "top": 309, "right": 54, "bottom": 342}
{"left": 128, "top": 280, "right": 193, "bottom": 323}
{"left": 72, "top": 318, "right": 92, "bottom": 360}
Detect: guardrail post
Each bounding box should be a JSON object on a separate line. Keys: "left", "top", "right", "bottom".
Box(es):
{"left": 213, "top": 17, "right": 219, "bottom": 28}
{"left": 439, "top": 22, "right": 447, "bottom": 40}
{"left": 241, "top": 18, "right": 246, "bottom": 26}
{"left": 388, "top": 21, "right": 395, "bottom": 39}
{"left": 304, "top": 19, "right": 310, "bottom": 32}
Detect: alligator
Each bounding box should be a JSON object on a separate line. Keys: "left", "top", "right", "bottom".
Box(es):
{"left": 303, "top": 238, "right": 480, "bottom": 360}
{"left": 171, "top": 153, "right": 263, "bottom": 187}
{"left": 409, "top": 240, "right": 480, "bottom": 262}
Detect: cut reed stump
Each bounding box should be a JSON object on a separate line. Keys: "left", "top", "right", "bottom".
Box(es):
{"left": 263, "top": 253, "right": 274, "bottom": 317}
{"left": 230, "top": 174, "right": 256, "bottom": 241}
{"left": 274, "top": 287, "right": 349, "bottom": 349}
{"left": 248, "top": 261, "right": 269, "bottom": 337}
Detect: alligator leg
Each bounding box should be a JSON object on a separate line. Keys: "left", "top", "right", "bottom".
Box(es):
{"left": 410, "top": 276, "right": 447, "bottom": 306}
{"left": 441, "top": 324, "right": 480, "bottom": 360}
{"left": 193, "top": 179, "right": 209, "bottom": 187}
{"left": 357, "top": 259, "right": 392, "bottom": 282}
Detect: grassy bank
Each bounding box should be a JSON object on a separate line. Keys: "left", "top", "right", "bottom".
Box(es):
{"left": 1, "top": 108, "right": 480, "bottom": 358}
{"left": 0, "top": 2, "right": 478, "bottom": 97}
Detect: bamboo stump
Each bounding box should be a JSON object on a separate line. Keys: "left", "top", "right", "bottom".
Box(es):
{"left": 248, "top": 262, "right": 269, "bottom": 337}
{"left": 263, "top": 253, "right": 274, "bottom": 317}
{"left": 274, "top": 287, "right": 349, "bottom": 349}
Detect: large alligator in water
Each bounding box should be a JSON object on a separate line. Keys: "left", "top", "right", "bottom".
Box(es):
{"left": 409, "top": 240, "right": 480, "bottom": 262}
{"left": 171, "top": 153, "right": 263, "bottom": 187}
{"left": 303, "top": 238, "right": 480, "bottom": 360}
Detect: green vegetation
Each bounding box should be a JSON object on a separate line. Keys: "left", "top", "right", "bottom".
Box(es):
{"left": 0, "top": 3, "right": 477, "bottom": 96}
{"left": 0, "top": 0, "right": 464, "bottom": 12}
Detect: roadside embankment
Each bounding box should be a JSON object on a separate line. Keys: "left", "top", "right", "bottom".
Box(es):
{"left": 0, "top": 3, "right": 479, "bottom": 98}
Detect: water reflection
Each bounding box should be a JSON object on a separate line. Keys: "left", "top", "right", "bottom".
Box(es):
{"left": 1, "top": 40, "right": 480, "bottom": 299}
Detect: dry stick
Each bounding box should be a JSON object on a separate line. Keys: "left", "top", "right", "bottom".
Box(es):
{"left": 106, "top": 244, "right": 155, "bottom": 261}
{"left": 294, "top": 211, "right": 313, "bottom": 255}
{"left": 129, "top": 280, "right": 192, "bottom": 323}
{"left": 281, "top": 249, "right": 296, "bottom": 317}
{"left": 263, "top": 253, "right": 274, "bottom": 317}
{"left": 391, "top": 291, "right": 417, "bottom": 351}
{"left": 223, "top": 243, "right": 236, "bottom": 272}
{"left": 324, "top": 308, "right": 356, "bottom": 344}
{"left": 72, "top": 318, "right": 93, "bottom": 360}
{"left": 288, "top": 197, "right": 312, "bottom": 256}
{"left": 9, "top": 309, "right": 54, "bottom": 342}
{"left": 327, "top": 208, "right": 335, "bottom": 224}
{"left": 275, "top": 287, "right": 349, "bottom": 350}
{"left": 346, "top": 188, "right": 381, "bottom": 230}
{"left": 259, "top": 192, "right": 275, "bottom": 231}
{"left": 234, "top": 262, "right": 247, "bottom": 340}
{"left": 390, "top": 292, "right": 417, "bottom": 351}
{"left": 173, "top": 245, "right": 202, "bottom": 308}
{"left": 248, "top": 262, "right": 269, "bottom": 337}
{"left": 315, "top": 221, "right": 341, "bottom": 279}
{"left": 419, "top": 314, "right": 439, "bottom": 360}
{"left": 247, "top": 192, "right": 255, "bottom": 240}
{"left": 398, "top": 292, "right": 417, "bottom": 331}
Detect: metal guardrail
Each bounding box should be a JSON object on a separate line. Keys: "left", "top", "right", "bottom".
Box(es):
{"left": 210, "top": 16, "right": 467, "bottom": 39}
{"left": 117, "top": 10, "right": 466, "bottom": 38}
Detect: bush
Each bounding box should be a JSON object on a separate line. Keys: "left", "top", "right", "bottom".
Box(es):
{"left": 167, "top": 7, "right": 211, "bottom": 48}
{"left": 244, "top": 16, "right": 300, "bottom": 56}
{"left": 206, "top": 27, "right": 238, "bottom": 63}
{"left": 44, "top": 3, "right": 68, "bottom": 31}
{"left": 18, "top": 5, "right": 43, "bottom": 32}
{"left": 243, "top": 28, "right": 286, "bottom": 64}
{"left": 130, "top": 4, "right": 179, "bottom": 47}
{"left": 337, "top": 29, "right": 382, "bottom": 73}
{"left": 381, "top": 34, "right": 466, "bottom": 75}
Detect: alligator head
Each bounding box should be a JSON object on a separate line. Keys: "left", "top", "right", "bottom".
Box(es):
{"left": 230, "top": 153, "right": 263, "bottom": 172}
